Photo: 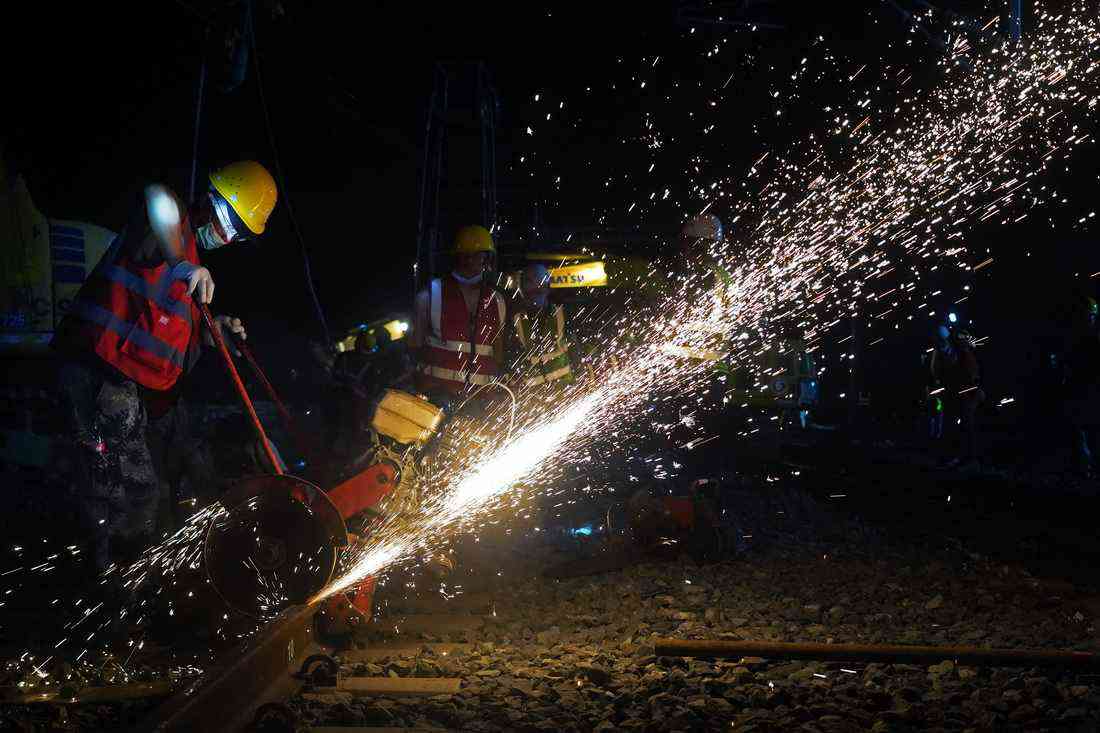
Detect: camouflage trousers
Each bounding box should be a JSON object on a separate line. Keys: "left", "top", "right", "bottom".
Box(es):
{"left": 59, "top": 361, "right": 159, "bottom": 571}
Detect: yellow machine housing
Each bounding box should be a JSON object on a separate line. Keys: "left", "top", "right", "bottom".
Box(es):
{"left": 371, "top": 389, "right": 444, "bottom": 445}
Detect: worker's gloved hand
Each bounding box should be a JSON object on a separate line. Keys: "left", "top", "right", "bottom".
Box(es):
{"left": 217, "top": 315, "right": 246, "bottom": 341}
{"left": 205, "top": 315, "right": 246, "bottom": 355}
{"left": 186, "top": 266, "right": 216, "bottom": 304}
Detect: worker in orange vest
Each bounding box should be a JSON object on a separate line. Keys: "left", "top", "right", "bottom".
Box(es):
{"left": 53, "top": 161, "right": 278, "bottom": 571}
{"left": 410, "top": 225, "right": 507, "bottom": 408}
{"left": 406, "top": 225, "right": 507, "bottom": 579}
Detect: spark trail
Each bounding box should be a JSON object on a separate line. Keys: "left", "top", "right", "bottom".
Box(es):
{"left": 317, "top": 3, "right": 1100, "bottom": 600}
{"left": 20, "top": 6, "right": 1096, "bottom": 680}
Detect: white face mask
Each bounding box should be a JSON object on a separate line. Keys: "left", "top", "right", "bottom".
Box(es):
{"left": 451, "top": 270, "right": 484, "bottom": 285}
{"left": 211, "top": 194, "right": 241, "bottom": 242}
{"left": 196, "top": 223, "right": 228, "bottom": 250}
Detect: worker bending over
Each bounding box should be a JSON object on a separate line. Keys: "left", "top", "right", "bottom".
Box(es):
{"left": 53, "top": 161, "right": 278, "bottom": 571}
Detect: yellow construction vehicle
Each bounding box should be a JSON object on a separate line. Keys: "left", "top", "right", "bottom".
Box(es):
{"left": 1, "top": 156, "right": 116, "bottom": 355}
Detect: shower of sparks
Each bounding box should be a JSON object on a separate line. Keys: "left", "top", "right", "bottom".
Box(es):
{"left": 8, "top": 3, "right": 1099, "bottom": 681}
{"left": 318, "top": 391, "right": 603, "bottom": 599}
{"left": 7, "top": 505, "right": 227, "bottom": 684}
{"left": 114, "top": 504, "right": 227, "bottom": 590}
{"left": 317, "top": 3, "right": 1100, "bottom": 602}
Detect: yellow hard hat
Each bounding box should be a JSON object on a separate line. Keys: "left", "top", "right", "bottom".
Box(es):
{"left": 209, "top": 161, "right": 278, "bottom": 235}
{"left": 453, "top": 225, "right": 495, "bottom": 254}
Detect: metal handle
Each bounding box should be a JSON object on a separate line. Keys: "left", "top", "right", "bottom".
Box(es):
{"left": 200, "top": 303, "right": 283, "bottom": 475}
{"left": 235, "top": 338, "right": 294, "bottom": 430}
{"left": 233, "top": 336, "right": 323, "bottom": 469}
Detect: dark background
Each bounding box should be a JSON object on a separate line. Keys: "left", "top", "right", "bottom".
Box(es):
{"left": 4, "top": 1, "right": 1097, "bottom": 414}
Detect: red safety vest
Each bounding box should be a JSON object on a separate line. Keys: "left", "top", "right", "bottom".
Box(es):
{"left": 416, "top": 276, "right": 505, "bottom": 396}
{"left": 57, "top": 217, "right": 202, "bottom": 391}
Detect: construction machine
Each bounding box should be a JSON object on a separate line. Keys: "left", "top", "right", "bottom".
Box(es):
{"left": 197, "top": 305, "right": 454, "bottom": 629}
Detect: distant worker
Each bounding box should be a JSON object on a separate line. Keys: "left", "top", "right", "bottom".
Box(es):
{"left": 678, "top": 213, "right": 724, "bottom": 263}
{"left": 329, "top": 327, "right": 410, "bottom": 428}
{"left": 953, "top": 329, "right": 985, "bottom": 468}
{"left": 924, "top": 326, "right": 949, "bottom": 442}
{"left": 512, "top": 263, "right": 576, "bottom": 390}
{"left": 776, "top": 327, "right": 818, "bottom": 429}
{"left": 411, "top": 225, "right": 506, "bottom": 407}
{"left": 373, "top": 326, "right": 414, "bottom": 392}
{"left": 931, "top": 322, "right": 984, "bottom": 470}
{"left": 53, "top": 161, "right": 277, "bottom": 571}
{"left": 661, "top": 213, "right": 730, "bottom": 363}
{"left": 332, "top": 331, "right": 377, "bottom": 402}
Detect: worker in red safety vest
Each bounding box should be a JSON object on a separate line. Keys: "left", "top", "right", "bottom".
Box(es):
{"left": 53, "top": 161, "right": 278, "bottom": 571}
{"left": 410, "top": 225, "right": 507, "bottom": 407}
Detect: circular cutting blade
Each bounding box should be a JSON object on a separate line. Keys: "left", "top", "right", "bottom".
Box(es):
{"left": 204, "top": 474, "right": 347, "bottom": 618}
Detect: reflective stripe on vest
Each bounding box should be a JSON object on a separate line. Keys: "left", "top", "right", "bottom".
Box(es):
{"left": 101, "top": 265, "right": 192, "bottom": 322}
{"left": 680, "top": 317, "right": 725, "bottom": 336}
{"left": 514, "top": 305, "right": 573, "bottom": 385}
{"left": 70, "top": 300, "right": 185, "bottom": 368}
{"left": 513, "top": 305, "right": 565, "bottom": 347}
{"left": 529, "top": 344, "right": 569, "bottom": 365}
{"left": 429, "top": 278, "right": 506, "bottom": 342}
{"left": 62, "top": 203, "right": 201, "bottom": 391}
{"left": 526, "top": 364, "right": 572, "bottom": 387}
{"left": 418, "top": 276, "right": 505, "bottom": 394}
{"left": 417, "top": 363, "right": 495, "bottom": 386}
{"left": 425, "top": 334, "right": 494, "bottom": 356}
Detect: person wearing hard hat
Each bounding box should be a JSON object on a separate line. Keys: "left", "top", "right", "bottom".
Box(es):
{"left": 410, "top": 225, "right": 507, "bottom": 406}
{"left": 773, "top": 325, "right": 818, "bottom": 430}
{"left": 952, "top": 328, "right": 985, "bottom": 469}
{"left": 53, "top": 161, "right": 278, "bottom": 571}
{"left": 678, "top": 212, "right": 724, "bottom": 257}
{"left": 408, "top": 226, "right": 505, "bottom": 582}
{"left": 512, "top": 263, "right": 578, "bottom": 391}
{"left": 930, "top": 319, "right": 985, "bottom": 471}
{"left": 924, "top": 326, "right": 951, "bottom": 442}
{"left": 657, "top": 213, "right": 732, "bottom": 364}
{"left": 635, "top": 213, "right": 726, "bottom": 307}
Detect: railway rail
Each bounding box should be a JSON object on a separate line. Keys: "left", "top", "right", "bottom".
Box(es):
{"left": 129, "top": 591, "right": 498, "bottom": 733}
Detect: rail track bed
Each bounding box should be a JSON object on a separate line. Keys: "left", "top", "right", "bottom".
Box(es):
{"left": 5, "top": 480, "right": 1100, "bottom": 731}
{"left": 159, "top": 526, "right": 1100, "bottom": 732}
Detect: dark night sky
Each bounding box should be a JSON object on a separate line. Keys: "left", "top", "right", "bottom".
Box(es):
{"left": 4, "top": 3, "right": 938, "bottom": 325}
{"left": 5, "top": 1, "right": 1097, "bottom": 405}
